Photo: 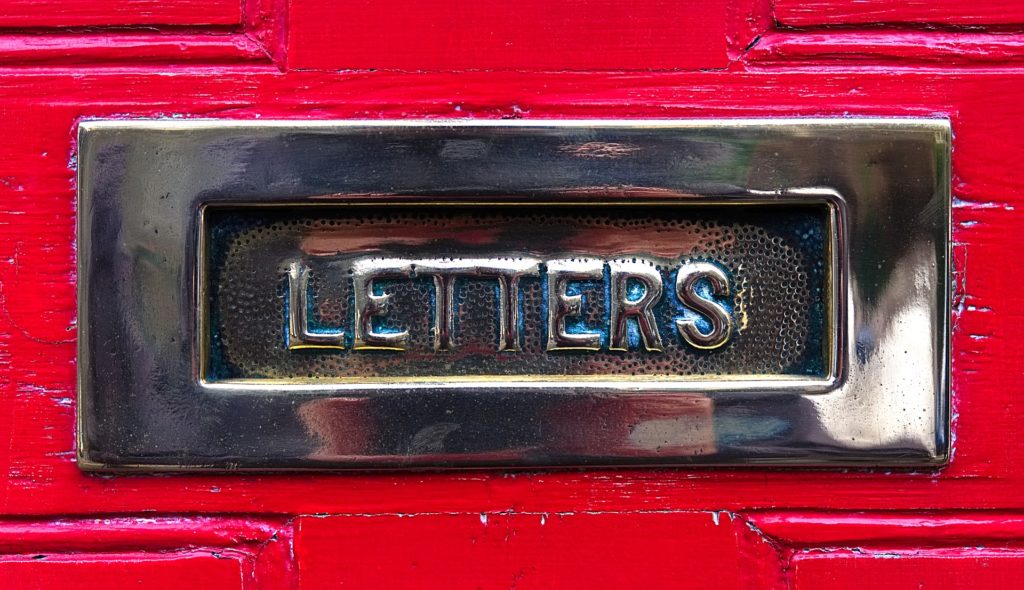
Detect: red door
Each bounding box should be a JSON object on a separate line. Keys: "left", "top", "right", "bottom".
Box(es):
{"left": 0, "top": 0, "right": 1015, "bottom": 587}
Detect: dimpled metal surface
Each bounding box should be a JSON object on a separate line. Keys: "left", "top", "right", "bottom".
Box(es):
{"left": 206, "top": 205, "right": 828, "bottom": 381}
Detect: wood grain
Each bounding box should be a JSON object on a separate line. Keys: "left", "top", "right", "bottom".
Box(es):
{"left": 0, "top": 517, "right": 283, "bottom": 553}
{"left": 0, "top": 517, "right": 290, "bottom": 589}
{"left": 0, "top": 34, "right": 270, "bottom": 66}
{"left": 748, "top": 31, "right": 1024, "bottom": 65}
{"left": 0, "top": 553, "right": 245, "bottom": 590}
{"left": 750, "top": 512, "right": 1024, "bottom": 547}
{"left": 791, "top": 550, "right": 1024, "bottom": 589}
{"left": 773, "top": 0, "right": 1024, "bottom": 26}
{"left": 0, "top": 0, "right": 241, "bottom": 27}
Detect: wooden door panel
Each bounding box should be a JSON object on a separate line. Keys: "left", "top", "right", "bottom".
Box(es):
{"left": 0, "top": 70, "right": 1014, "bottom": 512}
{"left": 294, "top": 512, "right": 780, "bottom": 589}
{"left": 791, "top": 553, "right": 1024, "bottom": 589}
{"left": 0, "top": 555, "right": 247, "bottom": 590}
{"left": 286, "top": 0, "right": 730, "bottom": 71}
{"left": 0, "top": 0, "right": 241, "bottom": 27}
{"left": 773, "top": 0, "right": 1024, "bottom": 26}
{"left": 0, "top": 0, "right": 1018, "bottom": 586}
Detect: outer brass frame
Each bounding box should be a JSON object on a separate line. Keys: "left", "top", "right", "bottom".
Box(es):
{"left": 77, "top": 119, "right": 950, "bottom": 470}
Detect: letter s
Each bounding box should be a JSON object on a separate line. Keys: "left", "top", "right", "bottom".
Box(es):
{"left": 674, "top": 262, "right": 733, "bottom": 350}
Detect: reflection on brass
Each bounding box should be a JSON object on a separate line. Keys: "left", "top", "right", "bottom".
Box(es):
{"left": 287, "top": 261, "right": 345, "bottom": 350}
{"left": 675, "top": 262, "right": 734, "bottom": 350}
{"left": 608, "top": 259, "right": 666, "bottom": 353}
{"left": 77, "top": 119, "right": 950, "bottom": 470}
{"left": 546, "top": 258, "right": 605, "bottom": 352}
{"left": 546, "top": 394, "right": 716, "bottom": 457}
{"left": 352, "top": 258, "right": 412, "bottom": 351}
{"left": 413, "top": 257, "right": 543, "bottom": 352}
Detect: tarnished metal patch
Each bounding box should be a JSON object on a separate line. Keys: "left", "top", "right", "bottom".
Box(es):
{"left": 76, "top": 120, "right": 950, "bottom": 470}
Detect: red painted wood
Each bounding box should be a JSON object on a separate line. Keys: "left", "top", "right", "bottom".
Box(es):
{"left": 773, "top": 0, "right": 1024, "bottom": 26}
{"left": 294, "top": 511, "right": 781, "bottom": 589}
{"left": 748, "top": 31, "right": 1024, "bottom": 65}
{"left": 286, "top": 0, "right": 730, "bottom": 71}
{"left": 751, "top": 512, "right": 1024, "bottom": 548}
{"left": 0, "top": 517, "right": 290, "bottom": 588}
{"left": 0, "top": 552, "right": 245, "bottom": 590}
{"left": 0, "top": 35, "right": 270, "bottom": 66}
{"left": 0, "top": 0, "right": 1021, "bottom": 586}
{"left": 791, "top": 550, "right": 1024, "bottom": 589}
{"left": 0, "top": 68, "right": 1017, "bottom": 515}
{"left": 0, "top": 517, "right": 282, "bottom": 553}
{"left": 246, "top": 0, "right": 288, "bottom": 66}
{"left": 0, "top": 0, "right": 241, "bottom": 27}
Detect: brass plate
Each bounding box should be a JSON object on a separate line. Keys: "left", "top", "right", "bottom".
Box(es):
{"left": 77, "top": 120, "right": 950, "bottom": 470}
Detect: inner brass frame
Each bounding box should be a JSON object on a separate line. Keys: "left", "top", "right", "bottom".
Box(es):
{"left": 197, "top": 195, "right": 844, "bottom": 390}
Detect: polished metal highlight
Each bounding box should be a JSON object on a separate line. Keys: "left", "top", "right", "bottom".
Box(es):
{"left": 413, "top": 257, "right": 543, "bottom": 352}
{"left": 608, "top": 259, "right": 665, "bottom": 353}
{"left": 675, "top": 262, "right": 734, "bottom": 350}
{"left": 76, "top": 119, "right": 951, "bottom": 470}
{"left": 546, "top": 258, "right": 605, "bottom": 352}
{"left": 351, "top": 258, "right": 413, "bottom": 351}
{"left": 287, "top": 261, "right": 346, "bottom": 350}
